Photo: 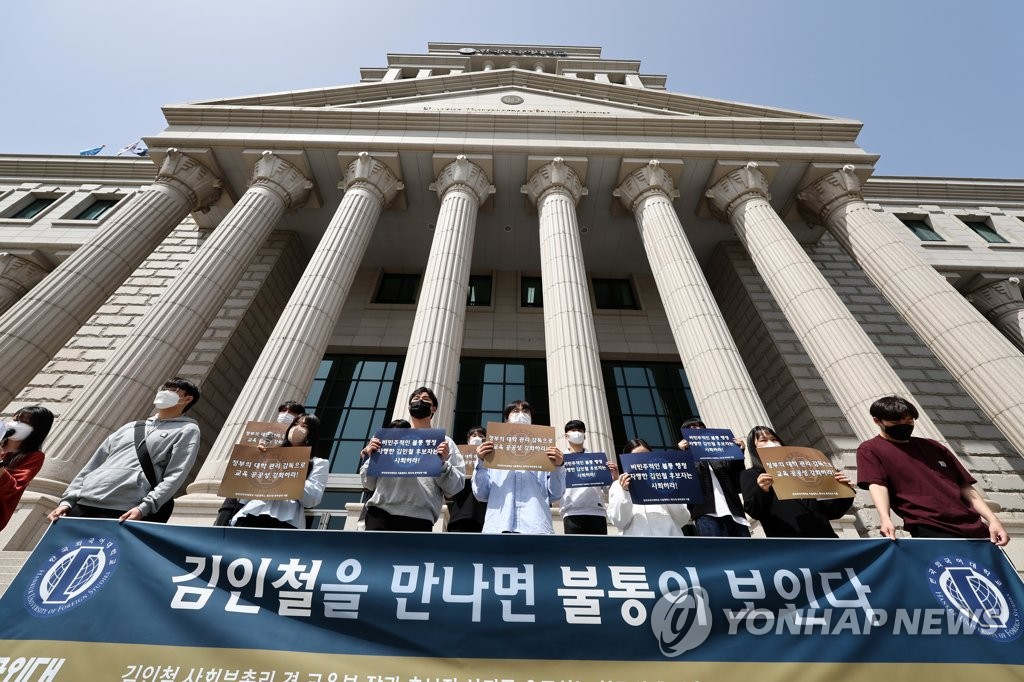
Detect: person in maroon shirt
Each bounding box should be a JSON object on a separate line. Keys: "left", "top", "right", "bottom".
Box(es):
{"left": 856, "top": 395, "right": 1009, "bottom": 546}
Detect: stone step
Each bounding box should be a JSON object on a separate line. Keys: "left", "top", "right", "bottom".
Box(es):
{"left": 0, "top": 550, "right": 33, "bottom": 598}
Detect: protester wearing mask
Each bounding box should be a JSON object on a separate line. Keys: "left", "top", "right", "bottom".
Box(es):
{"left": 472, "top": 400, "right": 566, "bottom": 534}
{"left": 445, "top": 426, "right": 488, "bottom": 532}
{"left": 0, "top": 406, "right": 55, "bottom": 529}
{"left": 740, "top": 426, "right": 854, "bottom": 538}
{"left": 678, "top": 418, "right": 750, "bottom": 537}
{"left": 359, "top": 387, "right": 465, "bottom": 531}
{"left": 559, "top": 420, "right": 617, "bottom": 535}
{"left": 608, "top": 438, "right": 691, "bottom": 536}
{"left": 48, "top": 378, "right": 200, "bottom": 523}
{"left": 857, "top": 396, "right": 1009, "bottom": 545}
{"left": 230, "top": 414, "right": 327, "bottom": 529}
{"left": 216, "top": 399, "right": 308, "bottom": 525}
{"left": 276, "top": 400, "right": 305, "bottom": 425}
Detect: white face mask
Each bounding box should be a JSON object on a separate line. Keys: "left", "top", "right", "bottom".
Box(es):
{"left": 507, "top": 411, "right": 532, "bottom": 425}
{"left": 153, "top": 390, "right": 181, "bottom": 410}
{"left": 468, "top": 436, "right": 483, "bottom": 447}
{"left": 759, "top": 440, "right": 782, "bottom": 448}
{"left": 276, "top": 412, "right": 295, "bottom": 425}
{"left": 5, "top": 421, "right": 33, "bottom": 441}
{"left": 566, "top": 431, "right": 585, "bottom": 445}
{"left": 288, "top": 426, "right": 309, "bottom": 444}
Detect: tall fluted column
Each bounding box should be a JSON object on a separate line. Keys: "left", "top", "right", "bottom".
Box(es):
{"left": 0, "top": 253, "right": 51, "bottom": 314}
{"left": 799, "top": 165, "right": 1024, "bottom": 455}
{"left": 394, "top": 156, "right": 493, "bottom": 432}
{"left": 0, "top": 150, "right": 222, "bottom": 407}
{"left": 707, "top": 162, "right": 944, "bottom": 443}
{"left": 36, "top": 152, "right": 313, "bottom": 496}
{"left": 182, "top": 152, "right": 402, "bottom": 508}
{"left": 614, "top": 161, "right": 771, "bottom": 436}
{"left": 969, "top": 278, "right": 1024, "bottom": 354}
{"left": 523, "top": 158, "right": 614, "bottom": 457}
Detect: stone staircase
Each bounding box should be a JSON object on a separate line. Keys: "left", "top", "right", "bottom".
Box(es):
{"left": 0, "top": 551, "right": 32, "bottom": 598}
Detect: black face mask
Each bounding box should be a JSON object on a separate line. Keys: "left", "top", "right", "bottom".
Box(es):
{"left": 883, "top": 423, "right": 914, "bottom": 441}
{"left": 409, "top": 400, "right": 432, "bottom": 419}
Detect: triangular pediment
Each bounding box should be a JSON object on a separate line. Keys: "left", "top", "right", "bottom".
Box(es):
{"left": 183, "top": 69, "right": 845, "bottom": 123}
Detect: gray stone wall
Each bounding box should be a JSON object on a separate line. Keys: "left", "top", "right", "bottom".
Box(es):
{"left": 707, "top": 241, "right": 837, "bottom": 453}
{"left": 4, "top": 220, "right": 208, "bottom": 413}
{"left": 804, "top": 233, "right": 1024, "bottom": 521}
{"left": 181, "top": 231, "right": 306, "bottom": 464}
{"left": 5, "top": 223, "right": 306, "bottom": 472}
{"left": 708, "top": 234, "right": 1024, "bottom": 536}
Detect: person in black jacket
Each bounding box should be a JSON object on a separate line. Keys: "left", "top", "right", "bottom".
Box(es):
{"left": 446, "top": 426, "right": 487, "bottom": 532}
{"left": 740, "top": 426, "right": 854, "bottom": 538}
{"left": 679, "top": 418, "right": 750, "bottom": 537}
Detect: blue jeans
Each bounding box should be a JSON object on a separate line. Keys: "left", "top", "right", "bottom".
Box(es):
{"left": 694, "top": 515, "right": 751, "bottom": 538}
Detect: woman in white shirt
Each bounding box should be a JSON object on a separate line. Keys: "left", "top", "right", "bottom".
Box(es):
{"left": 608, "top": 439, "right": 691, "bottom": 537}
{"left": 232, "top": 414, "right": 328, "bottom": 529}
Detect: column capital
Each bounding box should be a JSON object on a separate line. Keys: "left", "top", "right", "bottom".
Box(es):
{"left": 340, "top": 152, "right": 404, "bottom": 207}
{"left": 522, "top": 157, "right": 587, "bottom": 206}
{"left": 796, "top": 164, "right": 864, "bottom": 226}
{"left": 430, "top": 155, "right": 494, "bottom": 206}
{"left": 704, "top": 161, "right": 770, "bottom": 222}
{"left": 614, "top": 160, "right": 679, "bottom": 211}
{"left": 154, "top": 149, "right": 223, "bottom": 212}
{"left": 968, "top": 277, "right": 1023, "bottom": 314}
{"left": 250, "top": 151, "right": 314, "bottom": 210}
{"left": 0, "top": 252, "right": 50, "bottom": 288}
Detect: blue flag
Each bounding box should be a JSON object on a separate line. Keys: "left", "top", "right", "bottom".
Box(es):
{"left": 79, "top": 145, "right": 105, "bottom": 156}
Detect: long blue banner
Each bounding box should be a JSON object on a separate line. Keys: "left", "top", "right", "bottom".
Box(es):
{"left": 1, "top": 518, "right": 1022, "bottom": 681}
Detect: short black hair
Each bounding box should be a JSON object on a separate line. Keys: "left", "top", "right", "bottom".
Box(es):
{"left": 618, "top": 437, "right": 652, "bottom": 476}
{"left": 467, "top": 426, "right": 486, "bottom": 440}
{"left": 387, "top": 419, "right": 411, "bottom": 429}
{"left": 277, "top": 400, "right": 304, "bottom": 415}
{"left": 564, "top": 419, "right": 586, "bottom": 433}
{"left": 503, "top": 400, "right": 532, "bottom": 421}
{"left": 409, "top": 387, "right": 439, "bottom": 412}
{"left": 162, "top": 377, "right": 200, "bottom": 412}
{"left": 681, "top": 417, "right": 706, "bottom": 429}
{"left": 625, "top": 438, "right": 650, "bottom": 452}
{"left": 869, "top": 396, "right": 919, "bottom": 422}
{"left": 7, "top": 405, "right": 55, "bottom": 454}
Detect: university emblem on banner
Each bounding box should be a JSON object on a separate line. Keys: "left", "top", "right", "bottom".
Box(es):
{"left": 927, "top": 555, "right": 1022, "bottom": 642}
{"left": 23, "top": 537, "right": 119, "bottom": 617}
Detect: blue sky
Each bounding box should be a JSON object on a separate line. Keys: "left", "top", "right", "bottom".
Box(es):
{"left": 2, "top": 0, "right": 1021, "bottom": 178}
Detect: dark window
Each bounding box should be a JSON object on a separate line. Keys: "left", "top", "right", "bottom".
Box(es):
{"left": 453, "top": 358, "right": 549, "bottom": 439}
{"left": 467, "top": 274, "right": 492, "bottom": 307}
{"left": 520, "top": 276, "right": 543, "bottom": 308}
{"left": 305, "top": 355, "right": 405, "bottom": 475}
{"left": 593, "top": 278, "right": 639, "bottom": 309}
{"left": 602, "top": 361, "right": 699, "bottom": 452}
{"left": 962, "top": 219, "right": 1009, "bottom": 244}
{"left": 900, "top": 218, "right": 943, "bottom": 242}
{"left": 9, "top": 197, "right": 56, "bottom": 219}
{"left": 74, "top": 198, "right": 119, "bottom": 221}
{"left": 374, "top": 273, "right": 420, "bottom": 304}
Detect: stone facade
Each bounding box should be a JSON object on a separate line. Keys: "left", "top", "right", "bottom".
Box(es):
{"left": 0, "top": 43, "right": 1022, "bottom": 573}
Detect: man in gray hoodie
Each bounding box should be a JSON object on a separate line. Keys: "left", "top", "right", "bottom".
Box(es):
{"left": 359, "top": 386, "right": 465, "bottom": 531}
{"left": 48, "top": 377, "right": 201, "bottom": 522}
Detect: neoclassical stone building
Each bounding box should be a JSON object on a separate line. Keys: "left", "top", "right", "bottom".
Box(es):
{"left": 1, "top": 42, "right": 1022, "bottom": 563}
